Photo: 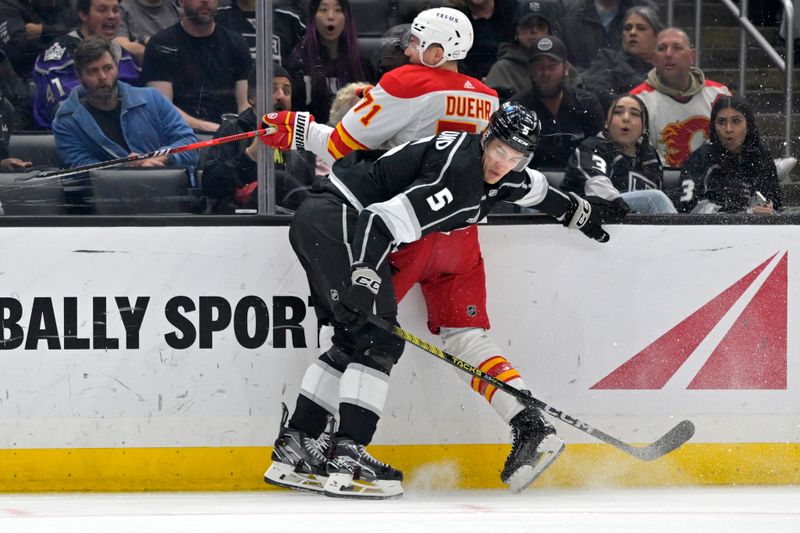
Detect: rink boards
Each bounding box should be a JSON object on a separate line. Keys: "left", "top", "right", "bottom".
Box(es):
{"left": 0, "top": 220, "right": 799, "bottom": 491}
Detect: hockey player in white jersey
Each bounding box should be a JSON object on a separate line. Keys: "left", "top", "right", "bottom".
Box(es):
{"left": 262, "top": 8, "right": 568, "bottom": 496}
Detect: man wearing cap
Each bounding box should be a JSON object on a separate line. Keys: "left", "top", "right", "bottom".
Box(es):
{"left": 201, "top": 63, "right": 313, "bottom": 212}
{"left": 485, "top": 0, "right": 562, "bottom": 97}
{"left": 511, "top": 35, "right": 604, "bottom": 168}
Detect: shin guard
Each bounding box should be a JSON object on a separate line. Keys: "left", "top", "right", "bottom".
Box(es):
{"left": 440, "top": 327, "right": 528, "bottom": 423}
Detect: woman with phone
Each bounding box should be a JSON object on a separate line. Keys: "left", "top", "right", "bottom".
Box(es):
{"left": 677, "top": 96, "right": 782, "bottom": 214}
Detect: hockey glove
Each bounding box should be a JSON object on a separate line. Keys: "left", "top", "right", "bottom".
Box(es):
{"left": 259, "top": 111, "right": 314, "bottom": 151}
{"left": 354, "top": 85, "right": 374, "bottom": 99}
{"left": 587, "top": 195, "right": 630, "bottom": 224}
{"left": 565, "top": 192, "right": 610, "bottom": 243}
{"left": 334, "top": 264, "right": 381, "bottom": 328}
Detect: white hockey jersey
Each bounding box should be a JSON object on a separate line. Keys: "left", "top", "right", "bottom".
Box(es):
{"left": 304, "top": 64, "right": 499, "bottom": 166}
{"left": 631, "top": 79, "right": 731, "bottom": 168}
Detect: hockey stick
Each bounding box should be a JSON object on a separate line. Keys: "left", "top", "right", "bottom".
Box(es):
{"left": 13, "top": 127, "right": 276, "bottom": 182}
{"left": 366, "top": 314, "right": 695, "bottom": 462}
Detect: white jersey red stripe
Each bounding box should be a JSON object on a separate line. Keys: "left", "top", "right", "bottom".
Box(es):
{"left": 304, "top": 64, "right": 499, "bottom": 166}
{"left": 631, "top": 79, "right": 731, "bottom": 168}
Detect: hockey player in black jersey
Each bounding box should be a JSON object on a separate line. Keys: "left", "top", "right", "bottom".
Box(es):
{"left": 269, "top": 103, "right": 608, "bottom": 499}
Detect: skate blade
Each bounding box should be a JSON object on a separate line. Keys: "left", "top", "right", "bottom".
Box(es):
{"left": 323, "top": 472, "right": 404, "bottom": 500}
{"left": 264, "top": 462, "right": 327, "bottom": 494}
{"left": 506, "top": 434, "right": 566, "bottom": 494}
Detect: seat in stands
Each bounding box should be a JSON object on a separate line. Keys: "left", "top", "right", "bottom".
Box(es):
{"left": 89, "top": 168, "right": 193, "bottom": 215}
{"left": 8, "top": 133, "right": 62, "bottom": 168}
{"left": 0, "top": 171, "right": 66, "bottom": 215}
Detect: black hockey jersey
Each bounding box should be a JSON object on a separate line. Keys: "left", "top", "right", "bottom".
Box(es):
{"left": 678, "top": 142, "right": 782, "bottom": 213}
{"left": 561, "top": 133, "right": 663, "bottom": 200}
{"left": 560, "top": 133, "right": 663, "bottom": 221}
{"left": 321, "top": 131, "right": 575, "bottom": 268}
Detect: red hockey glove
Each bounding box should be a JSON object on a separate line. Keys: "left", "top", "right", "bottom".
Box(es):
{"left": 354, "top": 85, "right": 374, "bottom": 99}
{"left": 259, "top": 111, "right": 314, "bottom": 151}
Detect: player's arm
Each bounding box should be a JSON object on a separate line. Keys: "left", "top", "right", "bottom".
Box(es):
{"left": 513, "top": 168, "right": 610, "bottom": 242}
{"left": 260, "top": 83, "right": 412, "bottom": 166}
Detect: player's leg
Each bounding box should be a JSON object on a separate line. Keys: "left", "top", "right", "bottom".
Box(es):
{"left": 323, "top": 264, "right": 405, "bottom": 499}
{"left": 422, "top": 228, "right": 564, "bottom": 491}
{"left": 265, "top": 195, "right": 356, "bottom": 493}
{"left": 388, "top": 235, "right": 436, "bottom": 302}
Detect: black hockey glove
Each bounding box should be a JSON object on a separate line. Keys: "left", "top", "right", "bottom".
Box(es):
{"left": 565, "top": 192, "right": 610, "bottom": 243}
{"left": 587, "top": 196, "right": 630, "bottom": 224}
{"left": 335, "top": 263, "right": 381, "bottom": 328}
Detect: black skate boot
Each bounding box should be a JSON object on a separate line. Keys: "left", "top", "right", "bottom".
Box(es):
{"left": 501, "top": 405, "right": 565, "bottom": 493}
{"left": 323, "top": 437, "right": 404, "bottom": 499}
{"left": 264, "top": 403, "right": 333, "bottom": 493}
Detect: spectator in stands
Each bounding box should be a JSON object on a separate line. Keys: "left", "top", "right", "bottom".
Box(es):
{"left": 216, "top": 0, "right": 306, "bottom": 65}
{"left": 447, "top": 0, "right": 517, "bottom": 80}
{"left": 114, "top": 0, "right": 181, "bottom": 64}
{"left": 631, "top": 27, "right": 731, "bottom": 168}
{"left": 32, "top": 0, "right": 142, "bottom": 129}
{"left": 511, "top": 35, "right": 604, "bottom": 168}
{"left": 561, "top": 93, "right": 674, "bottom": 220}
{"left": 286, "top": 0, "right": 370, "bottom": 124}
{"left": 52, "top": 37, "right": 197, "bottom": 171}
{"left": 678, "top": 96, "right": 781, "bottom": 214}
{"left": 0, "top": 46, "right": 34, "bottom": 129}
{"left": 485, "top": 0, "right": 560, "bottom": 97}
{"left": 201, "top": 64, "right": 313, "bottom": 213}
{"left": 327, "top": 81, "right": 372, "bottom": 126}
{"left": 560, "top": 0, "right": 655, "bottom": 70}
{"left": 0, "top": 85, "right": 32, "bottom": 170}
{"left": 142, "top": 0, "right": 252, "bottom": 133}
{"left": 584, "top": 5, "right": 662, "bottom": 111}
{"left": 0, "top": 0, "right": 76, "bottom": 80}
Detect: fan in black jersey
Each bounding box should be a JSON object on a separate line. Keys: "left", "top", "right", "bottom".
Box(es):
{"left": 561, "top": 93, "right": 676, "bottom": 221}
{"left": 277, "top": 103, "right": 608, "bottom": 500}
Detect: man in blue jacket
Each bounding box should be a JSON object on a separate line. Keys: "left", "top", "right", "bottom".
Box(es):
{"left": 52, "top": 36, "right": 197, "bottom": 170}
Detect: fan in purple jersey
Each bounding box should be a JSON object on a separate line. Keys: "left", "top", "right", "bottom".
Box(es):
{"left": 32, "top": 0, "right": 141, "bottom": 129}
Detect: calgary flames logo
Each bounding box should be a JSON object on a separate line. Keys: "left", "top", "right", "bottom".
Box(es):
{"left": 660, "top": 115, "right": 710, "bottom": 167}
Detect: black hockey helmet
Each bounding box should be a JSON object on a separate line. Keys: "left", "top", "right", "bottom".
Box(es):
{"left": 484, "top": 103, "right": 540, "bottom": 171}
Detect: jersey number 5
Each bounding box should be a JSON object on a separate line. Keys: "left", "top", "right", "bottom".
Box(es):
{"left": 426, "top": 188, "right": 453, "bottom": 211}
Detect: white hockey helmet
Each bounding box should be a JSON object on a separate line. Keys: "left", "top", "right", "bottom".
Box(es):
{"left": 410, "top": 7, "right": 473, "bottom": 62}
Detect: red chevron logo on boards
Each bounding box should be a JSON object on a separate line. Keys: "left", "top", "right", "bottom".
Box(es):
{"left": 592, "top": 252, "right": 788, "bottom": 390}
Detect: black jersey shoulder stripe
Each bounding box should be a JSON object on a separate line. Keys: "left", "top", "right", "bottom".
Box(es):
{"left": 329, "top": 170, "right": 364, "bottom": 211}
{"left": 368, "top": 194, "right": 421, "bottom": 244}
{"left": 404, "top": 132, "right": 468, "bottom": 196}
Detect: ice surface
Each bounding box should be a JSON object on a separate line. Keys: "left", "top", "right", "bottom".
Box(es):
{"left": 1, "top": 486, "right": 798, "bottom": 533}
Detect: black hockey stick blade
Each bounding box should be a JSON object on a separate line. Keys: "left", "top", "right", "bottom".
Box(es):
{"left": 366, "top": 313, "right": 695, "bottom": 462}
{"left": 621, "top": 419, "right": 696, "bottom": 461}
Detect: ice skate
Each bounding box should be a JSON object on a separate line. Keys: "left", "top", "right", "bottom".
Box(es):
{"left": 323, "top": 437, "right": 404, "bottom": 500}
{"left": 501, "top": 406, "right": 565, "bottom": 493}
{"left": 264, "top": 403, "right": 332, "bottom": 493}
